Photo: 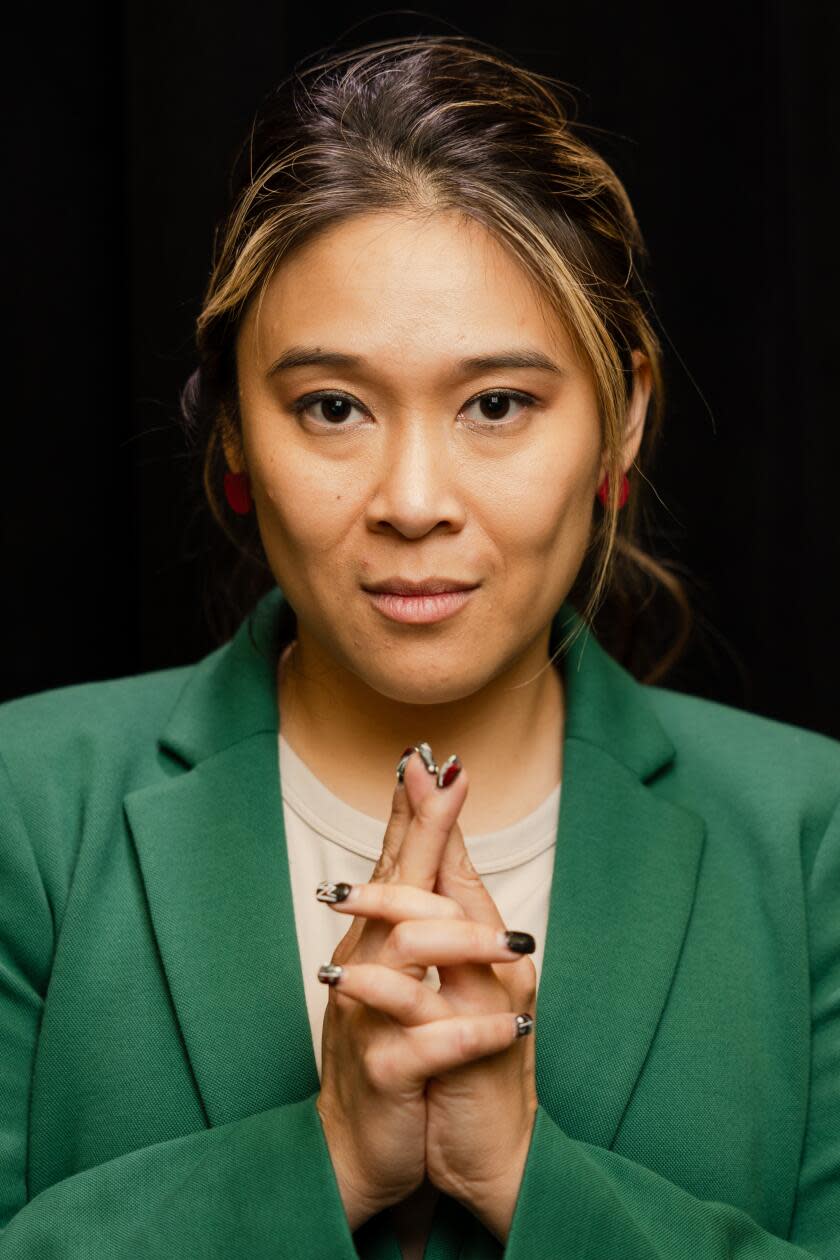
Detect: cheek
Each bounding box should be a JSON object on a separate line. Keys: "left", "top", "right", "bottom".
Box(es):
{"left": 490, "top": 435, "right": 599, "bottom": 557}
{"left": 250, "top": 441, "right": 363, "bottom": 559}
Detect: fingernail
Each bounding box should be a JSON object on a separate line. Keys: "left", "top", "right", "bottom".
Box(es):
{"left": 514, "top": 1013, "right": 534, "bottom": 1038}
{"left": 318, "top": 964, "right": 344, "bottom": 986}
{"left": 501, "top": 930, "right": 536, "bottom": 954}
{"left": 315, "top": 881, "right": 352, "bottom": 903}
{"left": 436, "top": 754, "right": 462, "bottom": 789}
{"left": 395, "top": 746, "right": 415, "bottom": 785}
{"left": 415, "top": 742, "right": 439, "bottom": 776}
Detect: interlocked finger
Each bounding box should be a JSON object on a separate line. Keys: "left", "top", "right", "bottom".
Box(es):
{"left": 317, "top": 961, "right": 453, "bottom": 1025}
{"left": 377, "top": 917, "right": 536, "bottom": 973}
{"left": 364, "top": 1010, "right": 534, "bottom": 1093}
{"left": 369, "top": 766, "right": 416, "bottom": 884}
{"left": 316, "top": 880, "right": 467, "bottom": 924}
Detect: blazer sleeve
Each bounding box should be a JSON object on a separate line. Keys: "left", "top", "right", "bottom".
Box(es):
{"left": 0, "top": 752, "right": 358, "bottom": 1259}
{"left": 504, "top": 794, "right": 840, "bottom": 1259}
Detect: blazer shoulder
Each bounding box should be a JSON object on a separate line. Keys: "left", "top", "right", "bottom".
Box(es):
{"left": 644, "top": 683, "right": 840, "bottom": 833}
{"left": 646, "top": 683, "right": 840, "bottom": 765}
{"left": 0, "top": 663, "right": 194, "bottom": 758}
{"left": 0, "top": 662, "right": 197, "bottom": 812}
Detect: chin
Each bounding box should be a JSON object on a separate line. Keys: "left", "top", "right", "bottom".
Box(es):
{"left": 350, "top": 642, "right": 482, "bottom": 700}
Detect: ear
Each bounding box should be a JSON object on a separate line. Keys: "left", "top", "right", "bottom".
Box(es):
{"left": 597, "top": 349, "right": 652, "bottom": 485}
{"left": 219, "top": 408, "right": 246, "bottom": 475}
{"left": 621, "top": 349, "right": 652, "bottom": 471}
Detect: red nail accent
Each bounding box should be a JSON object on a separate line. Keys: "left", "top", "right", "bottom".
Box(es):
{"left": 440, "top": 761, "right": 462, "bottom": 788}
{"left": 400, "top": 746, "right": 415, "bottom": 759}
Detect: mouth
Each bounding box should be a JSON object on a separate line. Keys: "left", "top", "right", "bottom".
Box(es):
{"left": 362, "top": 578, "right": 478, "bottom": 595}
{"left": 363, "top": 587, "right": 478, "bottom": 625}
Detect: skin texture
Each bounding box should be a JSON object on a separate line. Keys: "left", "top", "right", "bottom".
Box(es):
{"left": 225, "top": 208, "right": 652, "bottom": 1242}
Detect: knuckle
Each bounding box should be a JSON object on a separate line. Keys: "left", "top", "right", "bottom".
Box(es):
{"left": 362, "top": 1045, "right": 391, "bottom": 1091}
{"left": 371, "top": 849, "right": 396, "bottom": 882}
{"left": 508, "top": 956, "right": 538, "bottom": 1005}
{"left": 443, "top": 849, "right": 483, "bottom": 895}
{"left": 405, "top": 972, "right": 433, "bottom": 1023}
{"left": 443, "top": 897, "right": 467, "bottom": 919}
{"left": 404, "top": 980, "right": 429, "bottom": 1022}
{"left": 455, "top": 1020, "right": 481, "bottom": 1059}
{"left": 389, "top": 919, "right": 416, "bottom": 957}
{"left": 380, "top": 882, "right": 401, "bottom": 913}
{"left": 453, "top": 846, "right": 481, "bottom": 882}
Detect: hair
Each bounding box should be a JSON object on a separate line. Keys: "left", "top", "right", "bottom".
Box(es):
{"left": 180, "top": 32, "right": 694, "bottom": 684}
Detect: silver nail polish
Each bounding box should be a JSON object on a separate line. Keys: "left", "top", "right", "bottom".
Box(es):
{"left": 415, "top": 742, "right": 439, "bottom": 775}
{"left": 315, "top": 881, "right": 352, "bottom": 904}
{"left": 318, "top": 964, "right": 344, "bottom": 986}
{"left": 514, "top": 1013, "right": 534, "bottom": 1038}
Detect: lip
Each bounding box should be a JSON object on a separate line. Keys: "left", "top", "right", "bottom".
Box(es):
{"left": 363, "top": 578, "right": 478, "bottom": 595}
{"left": 365, "top": 588, "right": 477, "bottom": 625}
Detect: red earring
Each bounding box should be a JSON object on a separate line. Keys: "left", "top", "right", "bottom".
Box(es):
{"left": 597, "top": 472, "right": 630, "bottom": 509}
{"left": 223, "top": 471, "right": 253, "bottom": 515}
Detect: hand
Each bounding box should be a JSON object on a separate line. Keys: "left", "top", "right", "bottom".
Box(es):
{"left": 318, "top": 748, "right": 538, "bottom": 1241}
{"left": 426, "top": 769, "right": 539, "bottom": 1238}
{"left": 314, "top": 746, "right": 526, "bottom": 1233}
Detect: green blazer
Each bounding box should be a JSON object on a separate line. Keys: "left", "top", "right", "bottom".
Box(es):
{"left": 1, "top": 585, "right": 838, "bottom": 1258}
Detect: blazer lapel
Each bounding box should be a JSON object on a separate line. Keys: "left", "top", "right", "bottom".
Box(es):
{"left": 124, "top": 588, "right": 320, "bottom": 1127}
{"left": 125, "top": 585, "right": 705, "bottom": 1167}
{"left": 534, "top": 610, "right": 706, "bottom": 1150}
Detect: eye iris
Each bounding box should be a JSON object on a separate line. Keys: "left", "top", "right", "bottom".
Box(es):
{"left": 322, "top": 396, "right": 353, "bottom": 422}
{"left": 480, "top": 392, "right": 510, "bottom": 420}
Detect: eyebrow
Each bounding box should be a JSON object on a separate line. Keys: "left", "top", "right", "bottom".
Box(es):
{"left": 266, "top": 346, "right": 566, "bottom": 379}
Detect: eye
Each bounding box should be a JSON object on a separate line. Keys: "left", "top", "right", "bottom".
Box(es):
{"left": 290, "top": 391, "right": 368, "bottom": 426}
{"left": 459, "top": 389, "right": 535, "bottom": 428}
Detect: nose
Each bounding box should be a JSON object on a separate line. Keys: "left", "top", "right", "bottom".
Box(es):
{"left": 364, "top": 416, "right": 466, "bottom": 538}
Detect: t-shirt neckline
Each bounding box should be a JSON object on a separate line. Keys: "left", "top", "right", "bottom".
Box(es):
{"left": 278, "top": 733, "right": 560, "bottom": 874}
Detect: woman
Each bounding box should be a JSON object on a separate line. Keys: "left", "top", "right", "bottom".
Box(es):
{"left": 1, "top": 33, "right": 838, "bottom": 1260}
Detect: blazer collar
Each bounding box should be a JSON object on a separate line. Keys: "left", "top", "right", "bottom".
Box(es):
{"left": 157, "top": 584, "right": 677, "bottom": 783}
{"left": 125, "top": 585, "right": 703, "bottom": 1215}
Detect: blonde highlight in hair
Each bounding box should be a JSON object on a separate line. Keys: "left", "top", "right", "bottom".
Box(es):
{"left": 181, "top": 33, "right": 692, "bottom": 679}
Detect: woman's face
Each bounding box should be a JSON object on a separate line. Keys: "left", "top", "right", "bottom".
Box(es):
{"left": 232, "top": 209, "right": 649, "bottom": 704}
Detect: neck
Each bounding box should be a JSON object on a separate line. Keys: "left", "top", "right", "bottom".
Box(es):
{"left": 276, "top": 627, "right": 565, "bottom": 836}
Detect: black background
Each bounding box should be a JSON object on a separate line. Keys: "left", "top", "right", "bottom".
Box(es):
{"left": 5, "top": 2, "right": 839, "bottom": 740}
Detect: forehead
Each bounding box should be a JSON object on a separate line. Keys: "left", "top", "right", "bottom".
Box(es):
{"left": 239, "top": 209, "right": 577, "bottom": 370}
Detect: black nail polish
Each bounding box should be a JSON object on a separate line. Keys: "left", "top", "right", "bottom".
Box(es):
{"left": 316, "top": 881, "right": 352, "bottom": 903}
{"left": 504, "top": 930, "right": 536, "bottom": 954}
